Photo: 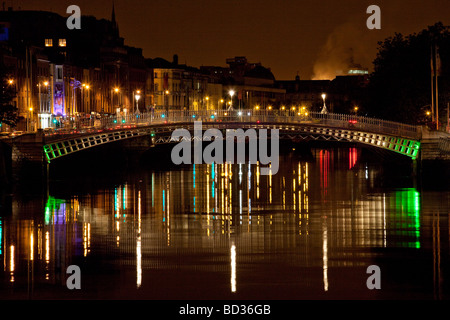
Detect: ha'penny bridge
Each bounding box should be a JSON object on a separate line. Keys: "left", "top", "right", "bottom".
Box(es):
{"left": 3, "top": 109, "right": 450, "bottom": 172}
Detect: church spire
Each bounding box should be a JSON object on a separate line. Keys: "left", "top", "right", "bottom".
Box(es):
{"left": 111, "top": 2, "right": 116, "bottom": 26}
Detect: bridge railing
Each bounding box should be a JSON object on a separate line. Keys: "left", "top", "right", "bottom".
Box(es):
{"left": 48, "top": 109, "right": 421, "bottom": 140}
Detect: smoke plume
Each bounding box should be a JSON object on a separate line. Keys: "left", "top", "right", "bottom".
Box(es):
{"left": 312, "top": 22, "right": 375, "bottom": 80}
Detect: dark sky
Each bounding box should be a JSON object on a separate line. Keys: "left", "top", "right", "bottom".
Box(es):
{"left": 11, "top": 0, "right": 450, "bottom": 80}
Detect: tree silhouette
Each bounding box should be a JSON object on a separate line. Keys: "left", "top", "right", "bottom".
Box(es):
{"left": 0, "top": 64, "right": 18, "bottom": 127}
{"left": 365, "top": 22, "right": 450, "bottom": 125}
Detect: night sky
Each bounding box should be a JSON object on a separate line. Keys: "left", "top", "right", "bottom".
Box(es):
{"left": 12, "top": 0, "right": 450, "bottom": 80}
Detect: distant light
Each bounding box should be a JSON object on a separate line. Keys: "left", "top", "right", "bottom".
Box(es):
{"left": 210, "top": 115, "right": 215, "bottom": 119}
{"left": 237, "top": 111, "right": 242, "bottom": 116}
{"left": 192, "top": 114, "right": 196, "bottom": 118}
{"left": 247, "top": 112, "right": 251, "bottom": 116}
{"left": 114, "top": 87, "right": 119, "bottom": 93}
{"left": 161, "top": 114, "right": 165, "bottom": 118}
{"left": 229, "top": 90, "right": 235, "bottom": 97}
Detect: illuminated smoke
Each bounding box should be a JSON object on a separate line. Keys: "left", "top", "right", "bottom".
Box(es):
{"left": 312, "top": 22, "right": 375, "bottom": 80}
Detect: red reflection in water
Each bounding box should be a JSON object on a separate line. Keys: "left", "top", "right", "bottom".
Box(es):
{"left": 319, "top": 150, "right": 330, "bottom": 200}
{"left": 349, "top": 147, "right": 358, "bottom": 170}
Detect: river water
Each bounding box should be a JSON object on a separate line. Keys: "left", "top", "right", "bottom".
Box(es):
{"left": 0, "top": 145, "right": 449, "bottom": 300}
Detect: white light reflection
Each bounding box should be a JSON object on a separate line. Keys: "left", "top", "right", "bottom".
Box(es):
{"left": 30, "top": 231, "right": 34, "bottom": 261}
{"left": 137, "top": 190, "right": 142, "bottom": 288}
{"left": 323, "top": 218, "right": 328, "bottom": 292}
{"left": 45, "top": 231, "right": 50, "bottom": 280}
{"left": 231, "top": 244, "right": 236, "bottom": 293}
{"left": 10, "top": 245, "right": 14, "bottom": 282}
{"left": 137, "top": 235, "right": 142, "bottom": 288}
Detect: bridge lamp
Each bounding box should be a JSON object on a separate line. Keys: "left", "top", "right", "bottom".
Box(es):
{"left": 135, "top": 92, "right": 141, "bottom": 113}
{"left": 229, "top": 90, "right": 235, "bottom": 109}
{"left": 237, "top": 111, "right": 242, "bottom": 116}
{"left": 321, "top": 93, "right": 328, "bottom": 114}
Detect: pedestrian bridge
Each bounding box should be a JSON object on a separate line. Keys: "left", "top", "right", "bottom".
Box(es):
{"left": 42, "top": 109, "right": 422, "bottom": 163}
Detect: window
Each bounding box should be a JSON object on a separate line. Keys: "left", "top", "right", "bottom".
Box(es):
{"left": 58, "top": 39, "right": 66, "bottom": 47}
{"left": 154, "top": 72, "right": 158, "bottom": 78}
{"left": 45, "top": 39, "right": 53, "bottom": 47}
{"left": 56, "top": 66, "right": 63, "bottom": 81}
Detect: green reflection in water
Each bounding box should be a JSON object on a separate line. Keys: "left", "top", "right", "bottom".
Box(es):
{"left": 393, "top": 188, "right": 421, "bottom": 248}
{"left": 44, "top": 196, "right": 66, "bottom": 225}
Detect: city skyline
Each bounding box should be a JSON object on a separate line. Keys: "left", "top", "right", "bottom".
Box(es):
{"left": 13, "top": 0, "right": 450, "bottom": 80}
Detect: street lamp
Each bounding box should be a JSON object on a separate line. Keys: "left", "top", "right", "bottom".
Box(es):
{"left": 321, "top": 93, "right": 328, "bottom": 114}
{"left": 135, "top": 90, "right": 141, "bottom": 113}
{"left": 164, "top": 90, "right": 169, "bottom": 113}
{"left": 28, "top": 107, "right": 33, "bottom": 132}
{"left": 37, "top": 80, "right": 50, "bottom": 129}
{"left": 112, "top": 87, "right": 120, "bottom": 114}
{"left": 229, "top": 90, "right": 235, "bottom": 110}
{"left": 205, "top": 96, "right": 209, "bottom": 110}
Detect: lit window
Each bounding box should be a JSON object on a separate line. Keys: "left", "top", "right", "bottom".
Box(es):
{"left": 45, "top": 39, "right": 53, "bottom": 47}
{"left": 58, "top": 39, "right": 66, "bottom": 47}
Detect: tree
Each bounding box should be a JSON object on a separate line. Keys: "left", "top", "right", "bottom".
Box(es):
{"left": 0, "top": 64, "right": 18, "bottom": 127}
{"left": 365, "top": 22, "right": 450, "bottom": 125}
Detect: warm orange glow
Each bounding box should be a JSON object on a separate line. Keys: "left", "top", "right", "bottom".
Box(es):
{"left": 114, "top": 87, "right": 120, "bottom": 93}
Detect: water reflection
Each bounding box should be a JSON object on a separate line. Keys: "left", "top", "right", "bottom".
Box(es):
{"left": 0, "top": 147, "right": 449, "bottom": 299}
